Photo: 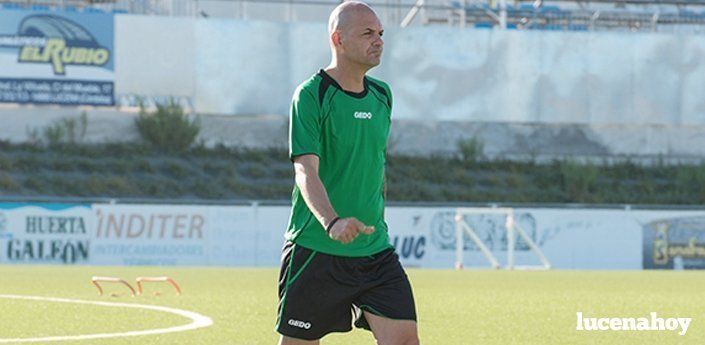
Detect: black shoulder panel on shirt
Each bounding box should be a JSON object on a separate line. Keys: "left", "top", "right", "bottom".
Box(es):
{"left": 367, "top": 79, "right": 391, "bottom": 109}
{"left": 318, "top": 76, "right": 333, "bottom": 106}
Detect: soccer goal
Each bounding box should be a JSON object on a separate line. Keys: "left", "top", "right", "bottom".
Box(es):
{"left": 454, "top": 207, "right": 551, "bottom": 270}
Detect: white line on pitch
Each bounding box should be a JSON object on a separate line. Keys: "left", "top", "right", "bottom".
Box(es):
{"left": 0, "top": 294, "right": 213, "bottom": 343}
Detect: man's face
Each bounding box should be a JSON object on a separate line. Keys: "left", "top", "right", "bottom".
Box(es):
{"left": 338, "top": 10, "right": 384, "bottom": 68}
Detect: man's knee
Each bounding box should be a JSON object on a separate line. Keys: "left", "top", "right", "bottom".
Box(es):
{"left": 375, "top": 332, "right": 420, "bottom": 345}
{"left": 375, "top": 338, "right": 419, "bottom": 345}
{"left": 406, "top": 335, "right": 421, "bottom": 345}
{"left": 398, "top": 335, "right": 420, "bottom": 345}
{"left": 278, "top": 335, "right": 320, "bottom": 345}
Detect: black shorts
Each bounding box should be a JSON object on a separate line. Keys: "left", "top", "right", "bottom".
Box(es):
{"left": 275, "top": 241, "right": 417, "bottom": 341}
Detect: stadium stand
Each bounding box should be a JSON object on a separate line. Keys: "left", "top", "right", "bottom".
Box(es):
{"left": 2, "top": 0, "right": 705, "bottom": 33}
{"left": 0, "top": 0, "right": 123, "bottom": 14}
{"left": 439, "top": 0, "right": 705, "bottom": 32}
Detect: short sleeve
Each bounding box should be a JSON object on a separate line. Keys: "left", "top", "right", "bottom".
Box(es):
{"left": 289, "top": 88, "right": 321, "bottom": 160}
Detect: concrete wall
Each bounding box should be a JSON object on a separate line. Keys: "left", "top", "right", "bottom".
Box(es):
{"left": 4, "top": 14, "right": 705, "bottom": 160}
{"left": 115, "top": 16, "right": 196, "bottom": 98}
{"left": 113, "top": 16, "right": 705, "bottom": 126}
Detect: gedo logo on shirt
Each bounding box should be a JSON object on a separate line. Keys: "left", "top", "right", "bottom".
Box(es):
{"left": 353, "top": 111, "right": 372, "bottom": 119}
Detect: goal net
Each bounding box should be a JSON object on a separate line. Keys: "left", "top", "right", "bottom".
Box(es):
{"left": 454, "top": 207, "right": 551, "bottom": 270}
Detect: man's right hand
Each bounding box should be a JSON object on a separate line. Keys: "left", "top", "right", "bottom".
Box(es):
{"left": 328, "top": 217, "right": 375, "bottom": 244}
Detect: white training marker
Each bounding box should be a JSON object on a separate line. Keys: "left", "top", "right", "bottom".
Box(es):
{"left": 0, "top": 294, "right": 213, "bottom": 343}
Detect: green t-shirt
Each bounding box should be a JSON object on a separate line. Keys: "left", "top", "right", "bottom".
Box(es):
{"left": 286, "top": 69, "right": 393, "bottom": 257}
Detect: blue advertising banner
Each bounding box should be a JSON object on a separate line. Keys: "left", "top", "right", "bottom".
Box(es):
{"left": 0, "top": 9, "right": 114, "bottom": 105}
{"left": 0, "top": 203, "right": 94, "bottom": 265}
{"left": 643, "top": 216, "right": 705, "bottom": 269}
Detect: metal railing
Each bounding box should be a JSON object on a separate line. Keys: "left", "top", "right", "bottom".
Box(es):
{"left": 1, "top": 194, "right": 705, "bottom": 210}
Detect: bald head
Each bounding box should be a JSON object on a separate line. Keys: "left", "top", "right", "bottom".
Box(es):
{"left": 328, "top": 1, "right": 377, "bottom": 34}
{"left": 326, "top": 1, "right": 384, "bottom": 70}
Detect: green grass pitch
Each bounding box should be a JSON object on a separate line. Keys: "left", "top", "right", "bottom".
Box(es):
{"left": 0, "top": 266, "right": 703, "bottom": 344}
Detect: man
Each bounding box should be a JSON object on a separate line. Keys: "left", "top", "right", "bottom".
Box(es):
{"left": 276, "top": 2, "right": 420, "bottom": 345}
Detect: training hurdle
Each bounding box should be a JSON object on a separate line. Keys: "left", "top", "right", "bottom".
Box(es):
{"left": 91, "top": 276, "right": 137, "bottom": 297}
{"left": 136, "top": 276, "right": 182, "bottom": 296}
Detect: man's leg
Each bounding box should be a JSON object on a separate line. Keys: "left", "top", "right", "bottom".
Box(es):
{"left": 278, "top": 335, "right": 320, "bottom": 345}
{"left": 276, "top": 243, "right": 358, "bottom": 341}
{"left": 352, "top": 249, "right": 419, "bottom": 344}
{"left": 364, "top": 311, "right": 420, "bottom": 345}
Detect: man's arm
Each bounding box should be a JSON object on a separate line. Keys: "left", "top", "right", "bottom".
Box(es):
{"left": 293, "top": 154, "right": 375, "bottom": 244}
{"left": 293, "top": 154, "right": 338, "bottom": 230}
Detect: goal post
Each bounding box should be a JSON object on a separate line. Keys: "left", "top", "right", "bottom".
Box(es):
{"left": 454, "top": 207, "right": 551, "bottom": 270}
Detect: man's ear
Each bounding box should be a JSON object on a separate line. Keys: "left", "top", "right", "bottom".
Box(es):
{"left": 332, "top": 32, "right": 342, "bottom": 46}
